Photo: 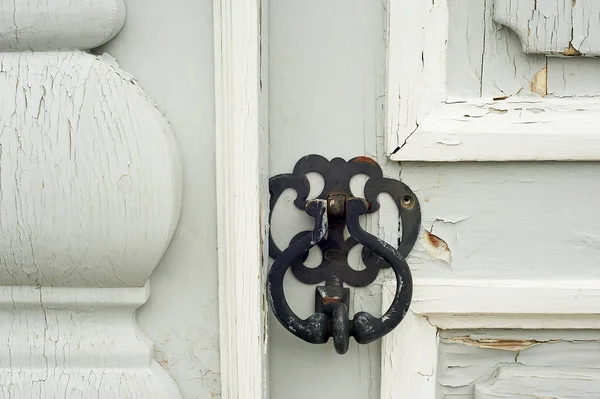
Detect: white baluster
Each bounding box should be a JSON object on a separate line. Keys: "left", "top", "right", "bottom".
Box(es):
{"left": 0, "top": 3, "right": 182, "bottom": 397}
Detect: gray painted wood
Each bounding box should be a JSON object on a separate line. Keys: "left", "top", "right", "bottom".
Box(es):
{"left": 439, "top": 330, "right": 600, "bottom": 398}
{"left": 268, "top": 0, "right": 389, "bottom": 398}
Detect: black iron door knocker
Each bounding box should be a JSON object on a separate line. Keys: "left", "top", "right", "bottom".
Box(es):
{"left": 268, "top": 155, "right": 421, "bottom": 354}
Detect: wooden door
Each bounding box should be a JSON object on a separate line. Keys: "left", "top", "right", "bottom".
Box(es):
{"left": 381, "top": 0, "right": 600, "bottom": 398}
{"left": 267, "top": 0, "right": 600, "bottom": 398}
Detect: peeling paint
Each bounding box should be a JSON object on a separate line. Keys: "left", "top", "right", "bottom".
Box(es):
{"left": 529, "top": 67, "right": 547, "bottom": 97}
{"left": 420, "top": 230, "right": 452, "bottom": 265}
{"left": 563, "top": 43, "right": 582, "bottom": 56}
{"left": 447, "top": 336, "right": 555, "bottom": 351}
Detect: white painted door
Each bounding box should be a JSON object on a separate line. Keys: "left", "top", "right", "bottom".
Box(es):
{"left": 268, "top": 0, "right": 600, "bottom": 398}
{"left": 5, "top": 0, "right": 600, "bottom": 397}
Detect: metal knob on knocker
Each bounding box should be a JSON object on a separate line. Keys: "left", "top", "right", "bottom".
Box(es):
{"left": 267, "top": 155, "right": 421, "bottom": 354}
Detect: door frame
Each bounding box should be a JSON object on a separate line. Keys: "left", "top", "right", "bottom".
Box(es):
{"left": 213, "top": 1, "right": 269, "bottom": 398}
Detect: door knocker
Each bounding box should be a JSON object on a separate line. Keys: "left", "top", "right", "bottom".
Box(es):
{"left": 268, "top": 155, "right": 421, "bottom": 354}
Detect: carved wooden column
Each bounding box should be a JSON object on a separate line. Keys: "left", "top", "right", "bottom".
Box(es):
{"left": 0, "top": 1, "right": 182, "bottom": 397}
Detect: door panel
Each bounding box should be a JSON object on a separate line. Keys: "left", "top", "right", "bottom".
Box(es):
{"left": 268, "top": 0, "right": 600, "bottom": 398}
{"left": 440, "top": 330, "right": 600, "bottom": 399}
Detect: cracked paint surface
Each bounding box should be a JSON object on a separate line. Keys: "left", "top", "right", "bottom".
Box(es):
{"left": 438, "top": 330, "right": 600, "bottom": 398}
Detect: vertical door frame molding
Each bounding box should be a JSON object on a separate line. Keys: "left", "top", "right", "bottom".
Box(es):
{"left": 213, "top": 1, "right": 269, "bottom": 398}
{"left": 380, "top": 278, "right": 600, "bottom": 397}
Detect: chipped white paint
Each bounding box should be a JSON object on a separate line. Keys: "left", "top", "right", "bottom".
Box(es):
{"left": 494, "top": 0, "right": 600, "bottom": 56}
{"left": 214, "top": 0, "right": 268, "bottom": 398}
{"left": 439, "top": 329, "right": 600, "bottom": 398}
{"left": 420, "top": 231, "right": 452, "bottom": 265}
{"left": 0, "top": 0, "right": 126, "bottom": 50}
{"left": 381, "top": 278, "right": 600, "bottom": 397}
{"left": 387, "top": 0, "right": 600, "bottom": 160}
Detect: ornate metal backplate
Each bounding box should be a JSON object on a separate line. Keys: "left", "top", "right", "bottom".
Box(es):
{"left": 267, "top": 154, "right": 421, "bottom": 354}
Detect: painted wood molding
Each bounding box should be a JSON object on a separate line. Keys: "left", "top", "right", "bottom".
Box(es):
{"left": 0, "top": 285, "right": 180, "bottom": 397}
{"left": 493, "top": 0, "right": 600, "bottom": 56}
{"left": 391, "top": 98, "right": 600, "bottom": 161}
{"left": 380, "top": 278, "right": 600, "bottom": 397}
{"left": 0, "top": 50, "right": 182, "bottom": 397}
{"left": 0, "top": 0, "right": 126, "bottom": 50}
{"left": 213, "top": 0, "right": 269, "bottom": 398}
{"left": 386, "top": 0, "right": 600, "bottom": 161}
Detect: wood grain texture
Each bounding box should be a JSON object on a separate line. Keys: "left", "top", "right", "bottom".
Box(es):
{"left": 0, "top": 51, "right": 182, "bottom": 287}
{"left": 214, "top": 0, "right": 268, "bottom": 398}
{"left": 0, "top": 0, "right": 126, "bottom": 50}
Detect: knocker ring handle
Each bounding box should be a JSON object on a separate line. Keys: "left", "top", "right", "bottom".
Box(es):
{"left": 267, "top": 197, "right": 413, "bottom": 354}
{"left": 267, "top": 154, "right": 420, "bottom": 354}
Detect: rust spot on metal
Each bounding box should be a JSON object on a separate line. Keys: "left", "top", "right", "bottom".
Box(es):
{"left": 448, "top": 336, "right": 557, "bottom": 351}
{"left": 354, "top": 156, "right": 377, "bottom": 165}
{"left": 327, "top": 194, "right": 346, "bottom": 217}
{"left": 322, "top": 296, "right": 344, "bottom": 305}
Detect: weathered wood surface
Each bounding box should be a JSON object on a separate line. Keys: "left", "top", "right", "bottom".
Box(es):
{"left": 440, "top": 330, "right": 600, "bottom": 398}
{"left": 390, "top": 0, "right": 600, "bottom": 160}
{"left": 494, "top": 0, "right": 600, "bottom": 56}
